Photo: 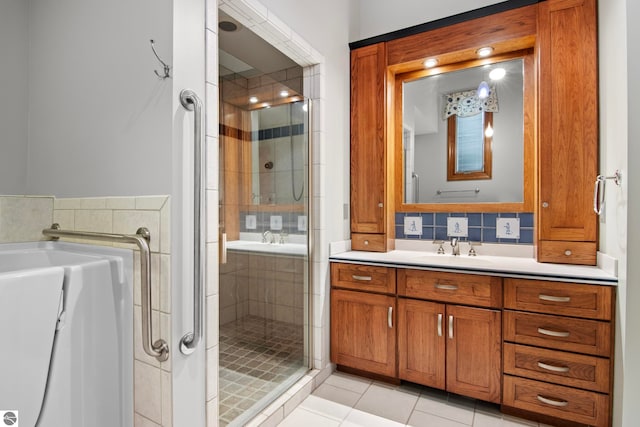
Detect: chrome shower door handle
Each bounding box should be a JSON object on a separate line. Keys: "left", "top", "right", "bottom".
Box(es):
{"left": 179, "top": 89, "right": 205, "bottom": 356}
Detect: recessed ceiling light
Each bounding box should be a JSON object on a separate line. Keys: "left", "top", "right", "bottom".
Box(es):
{"left": 280, "top": 90, "right": 289, "bottom": 98}
{"left": 489, "top": 68, "right": 506, "bottom": 80}
{"left": 262, "top": 103, "right": 271, "bottom": 109}
{"left": 424, "top": 58, "right": 438, "bottom": 68}
{"left": 476, "top": 47, "right": 494, "bottom": 57}
{"left": 249, "top": 96, "right": 258, "bottom": 104}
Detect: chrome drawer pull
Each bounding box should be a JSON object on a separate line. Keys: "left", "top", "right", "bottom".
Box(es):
{"left": 537, "top": 361, "right": 570, "bottom": 373}
{"left": 539, "top": 294, "right": 571, "bottom": 303}
{"left": 448, "top": 315, "right": 454, "bottom": 339}
{"left": 537, "top": 395, "right": 569, "bottom": 407}
{"left": 537, "top": 327, "right": 570, "bottom": 338}
{"left": 388, "top": 306, "right": 393, "bottom": 328}
{"left": 352, "top": 275, "right": 372, "bottom": 281}
{"left": 435, "top": 284, "right": 458, "bottom": 291}
{"left": 437, "top": 313, "right": 443, "bottom": 337}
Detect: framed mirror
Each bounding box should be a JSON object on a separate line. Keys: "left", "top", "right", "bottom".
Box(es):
{"left": 395, "top": 50, "right": 535, "bottom": 212}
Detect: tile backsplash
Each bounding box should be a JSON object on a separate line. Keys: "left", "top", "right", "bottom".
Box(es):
{"left": 240, "top": 210, "right": 307, "bottom": 235}
{"left": 395, "top": 212, "right": 534, "bottom": 245}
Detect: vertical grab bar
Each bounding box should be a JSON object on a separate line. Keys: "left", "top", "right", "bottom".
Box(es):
{"left": 43, "top": 223, "right": 169, "bottom": 362}
{"left": 179, "top": 89, "right": 205, "bottom": 356}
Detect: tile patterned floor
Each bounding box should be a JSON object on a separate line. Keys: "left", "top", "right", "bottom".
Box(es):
{"left": 277, "top": 372, "right": 555, "bottom": 427}
{"left": 219, "top": 316, "right": 305, "bottom": 426}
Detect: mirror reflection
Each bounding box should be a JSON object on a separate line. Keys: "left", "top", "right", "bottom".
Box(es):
{"left": 402, "top": 58, "right": 524, "bottom": 204}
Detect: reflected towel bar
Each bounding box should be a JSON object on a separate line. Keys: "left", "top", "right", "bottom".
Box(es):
{"left": 436, "top": 187, "right": 480, "bottom": 195}
{"left": 43, "top": 223, "right": 169, "bottom": 362}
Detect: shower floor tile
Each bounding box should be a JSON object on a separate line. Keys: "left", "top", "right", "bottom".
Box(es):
{"left": 219, "top": 315, "right": 305, "bottom": 426}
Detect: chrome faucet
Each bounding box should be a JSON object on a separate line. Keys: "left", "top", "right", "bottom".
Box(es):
{"left": 262, "top": 230, "right": 274, "bottom": 244}
{"left": 450, "top": 238, "right": 460, "bottom": 256}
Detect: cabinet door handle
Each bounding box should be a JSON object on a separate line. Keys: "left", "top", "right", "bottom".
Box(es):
{"left": 352, "top": 275, "right": 372, "bottom": 281}
{"left": 537, "top": 327, "right": 570, "bottom": 338}
{"left": 537, "top": 395, "right": 569, "bottom": 407}
{"left": 388, "top": 306, "right": 393, "bottom": 328}
{"left": 539, "top": 294, "right": 571, "bottom": 303}
{"left": 435, "top": 284, "right": 458, "bottom": 291}
{"left": 437, "top": 313, "right": 443, "bottom": 337}
{"left": 448, "top": 315, "right": 454, "bottom": 339}
{"left": 537, "top": 361, "right": 570, "bottom": 373}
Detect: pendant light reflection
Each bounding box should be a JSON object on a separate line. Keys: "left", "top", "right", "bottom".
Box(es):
{"left": 477, "top": 81, "right": 490, "bottom": 99}
{"left": 485, "top": 122, "right": 494, "bottom": 138}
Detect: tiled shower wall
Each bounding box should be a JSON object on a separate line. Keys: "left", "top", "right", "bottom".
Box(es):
{"left": 0, "top": 195, "right": 173, "bottom": 427}
{"left": 220, "top": 250, "right": 305, "bottom": 326}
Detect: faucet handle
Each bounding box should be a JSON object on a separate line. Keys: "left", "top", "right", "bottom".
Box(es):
{"left": 468, "top": 241, "right": 482, "bottom": 256}
{"left": 433, "top": 240, "right": 445, "bottom": 254}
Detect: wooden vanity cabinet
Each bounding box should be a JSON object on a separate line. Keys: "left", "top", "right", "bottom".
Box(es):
{"left": 350, "top": 43, "right": 394, "bottom": 252}
{"left": 537, "top": 0, "right": 599, "bottom": 265}
{"left": 330, "top": 263, "right": 397, "bottom": 377}
{"left": 502, "top": 278, "right": 615, "bottom": 427}
{"left": 397, "top": 269, "right": 502, "bottom": 403}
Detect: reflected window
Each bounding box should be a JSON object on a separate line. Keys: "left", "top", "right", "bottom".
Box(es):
{"left": 447, "top": 112, "right": 493, "bottom": 180}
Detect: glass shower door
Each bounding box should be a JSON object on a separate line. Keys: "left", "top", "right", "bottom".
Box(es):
{"left": 218, "top": 92, "right": 310, "bottom": 426}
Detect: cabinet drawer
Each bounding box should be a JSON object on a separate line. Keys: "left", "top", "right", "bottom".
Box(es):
{"left": 331, "top": 262, "right": 396, "bottom": 294}
{"left": 504, "top": 343, "right": 610, "bottom": 393}
{"left": 351, "top": 233, "right": 390, "bottom": 252}
{"left": 503, "top": 376, "right": 610, "bottom": 427}
{"left": 398, "top": 269, "right": 502, "bottom": 308}
{"left": 504, "top": 278, "right": 614, "bottom": 320}
{"left": 504, "top": 311, "right": 611, "bottom": 357}
{"left": 537, "top": 241, "right": 597, "bottom": 266}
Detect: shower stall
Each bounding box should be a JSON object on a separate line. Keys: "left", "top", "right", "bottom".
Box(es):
{"left": 217, "top": 33, "right": 310, "bottom": 424}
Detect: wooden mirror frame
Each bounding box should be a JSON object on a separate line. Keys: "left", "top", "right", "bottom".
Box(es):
{"left": 387, "top": 4, "right": 537, "bottom": 213}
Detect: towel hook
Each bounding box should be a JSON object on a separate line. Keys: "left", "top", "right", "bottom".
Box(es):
{"left": 150, "top": 39, "right": 171, "bottom": 80}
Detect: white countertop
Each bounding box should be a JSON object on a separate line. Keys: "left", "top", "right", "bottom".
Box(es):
{"left": 329, "top": 241, "right": 617, "bottom": 285}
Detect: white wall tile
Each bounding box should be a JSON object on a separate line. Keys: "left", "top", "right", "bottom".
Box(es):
{"left": 136, "top": 196, "right": 168, "bottom": 211}
{"left": 74, "top": 209, "right": 113, "bottom": 233}
{"left": 113, "top": 210, "right": 161, "bottom": 252}
{"left": 134, "top": 361, "right": 162, "bottom": 424}
{"left": 206, "top": 346, "right": 219, "bottom": 401}
{"left": 106, "top": 197, "right": 137, "bottom": 210}
{"left": 161, "top": 370, "right": 172, "bottom": 427}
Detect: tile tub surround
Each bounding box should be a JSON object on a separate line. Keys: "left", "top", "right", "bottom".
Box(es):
{"left": 52, "top": 196, "right": 173, "bottom": 427}
{"left": 395, "top": 212, "right": 534, "bottom": 245}
{"left": 277, "top": 372, "right": 554, "bottom": 427}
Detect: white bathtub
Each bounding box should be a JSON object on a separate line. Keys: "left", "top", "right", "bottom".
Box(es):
{"left": 0, "top": 241, "right": 133, "bottom": 427}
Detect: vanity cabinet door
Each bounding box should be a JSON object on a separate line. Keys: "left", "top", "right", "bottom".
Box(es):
{"left": 330, "top": 288, "right": 397, "bottom": 377}
{"left": 398, "top": 298, "right": 446, "bottom": 389}
{"left": 350, "top": 43, "right": 393, "bottom": 252}
{"left": 537, "top": 0, "right": 598, "bottom": 265}
{"left": 446, "top": 304, "right": 502, "bottom": 403}
{"left": 398, "top": 299, "right": 501, "bottom": 403}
